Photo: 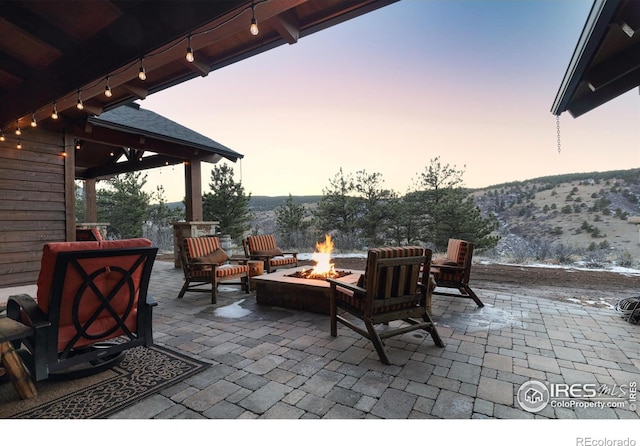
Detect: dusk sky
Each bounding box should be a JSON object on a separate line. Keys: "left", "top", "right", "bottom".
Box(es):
{"left": 140, "top": 0, "right": 640, "bottom": 203}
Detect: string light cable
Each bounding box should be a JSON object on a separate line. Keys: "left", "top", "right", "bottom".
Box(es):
{"left": 0, "top": 1, "right": 269, "bottom": 137}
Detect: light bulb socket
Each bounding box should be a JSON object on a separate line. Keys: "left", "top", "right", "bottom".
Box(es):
{"left": 138, "top": 60, "right": 147, "bottom": 81}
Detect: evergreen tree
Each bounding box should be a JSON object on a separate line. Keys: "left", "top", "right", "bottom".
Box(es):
{"left": 417, "top": 157, "right": 498, "bottom": 251}
{"left": 147, "top": 185, "right": 184, "bottom": 226}
{"left": 97, "top": 172, "right": 151, "bottom": 239}
{"left": 275, "top": 194, "right": 310, "bottom": 248}
{"left": 202, "top": 164, "right": 252, "bottom": 241}
{"left": 312, "top": 168, "right": 360, "bottom": 249}
{"left": 353, "top": 170, "right": 393, "bottom": 247}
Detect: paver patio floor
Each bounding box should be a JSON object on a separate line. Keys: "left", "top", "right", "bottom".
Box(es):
{"left": 111, "top": 260, "right": 640, "bottom": 420}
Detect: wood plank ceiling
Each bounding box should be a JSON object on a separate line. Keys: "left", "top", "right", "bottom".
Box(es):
{"left": 552, "top": 0, "right": 640, "bottom": 118}
{"left": 0, "top": 0, "right": 398, "bottom": 177}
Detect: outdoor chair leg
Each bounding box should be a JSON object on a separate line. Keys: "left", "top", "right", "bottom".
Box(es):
{"left": 420, "top": 314, "right": 445, "bottom": 348}
{"left": 464, "top": 285, "right": 484, "bottom": 307}
{"left": 329, "top": 295, "right": 338, "bottom": 337}
{"left": 211, "top": 283, "right": 217, "bottom": 305}
{"left": 178, "top": 281, "right": 189, "bottom": 299}
{"left": 364, "top": 319, "right": 390, "bottom": 365}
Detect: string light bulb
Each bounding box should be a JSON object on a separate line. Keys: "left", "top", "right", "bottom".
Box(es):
{"left": 76, "top": 91, "right": 84, "bottom": 110}
{"left": 0, "top": 130, "right": 5, "bottom": 142}
{"left": 138, "top": 59, "right": 147, "bottom": 81}
{"left": 250, "top": 2, "right": 259, "bottom": 36}
{"left": 15, "top": 121, "right": 21, "bottom": 136}
{"left": 31, "top": 113, "right": 37, "bottom": 127}
{"left": 186, "top": 35, "right": 195, "bottom": 62}
{"left": 17, "top": 140, "right": 22, "bottom": 149}
{"left": 104, "top": 76, "right": 113, "bottom": 97}
{"left": 51, "top": 102, "right": 59, "bottom": 120}
{"left": 74, "top": 139, "right": 81, "bottom": 150}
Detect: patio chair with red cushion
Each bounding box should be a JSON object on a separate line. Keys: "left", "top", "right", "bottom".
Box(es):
{"left": 6, "top": 238, "right": 158, "bottom": 381}
{"left": 179, "top": 236, "right": 250, "bottom": 304}
{"left": 429, "top": 238, "right": 483, "bottom": 308}
{"left": 242, "top": 234, "right": 298, "bottom": 273}
{"left": 327, "top": 246, "right": 444, "bottom": 365}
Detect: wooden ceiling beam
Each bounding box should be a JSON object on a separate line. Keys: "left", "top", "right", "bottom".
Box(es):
{"left": 569, "top": 67, "right": 640, "bottom": 117}
{"left": 183, "top": 58, "right": 211, "bottom": 77}
{"left": 586, "top": 41, "right": 640, "bottom": 91}
{"left": 270, "top": 10, "right": 300, "bottom": 44}
{"left": 119, "top": 83, "right": 148, "bottom": 100}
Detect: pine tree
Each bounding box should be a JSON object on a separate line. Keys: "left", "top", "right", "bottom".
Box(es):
{"left": 97, "top": 172, "right": 151, "bottom": 239}
{"left": 275, "top": 194, "right": 310, "bottom": 248}
{"left": 202, "top": 164, "right": 252, "bottom": 242}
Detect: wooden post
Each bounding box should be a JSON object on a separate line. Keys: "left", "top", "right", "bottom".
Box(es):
{"left": 184, "top": 160, "right": 203, "bottom": 222}
{"left": 84, "top": 178, "right": 98, "bottom": 223}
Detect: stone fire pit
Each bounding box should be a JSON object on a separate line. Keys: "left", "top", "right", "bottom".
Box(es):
{"left": 252, "top": 267, "right": 364, "bottom": 315}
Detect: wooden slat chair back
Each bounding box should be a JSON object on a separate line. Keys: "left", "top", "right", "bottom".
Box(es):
{"left": 7, "top": 238, "right": 157, "bottom": 381}
{"left": 75, "top": 227, "right": 103, "bottom": 241}
{"left": 242, "top": 234, "right": 297, "bottom": 273}
{"left": 328, "top": 246, "right": 444, "bottom": 365}
{"left": 429, "top": 238, "right": 483, "bottom": 307}
{"left": 179, "top": 236, "right": 250, "bottom": 304}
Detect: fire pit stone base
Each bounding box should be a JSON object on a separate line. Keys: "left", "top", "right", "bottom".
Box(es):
{"left": 252, "top": 267, "right": 364, "bottom": 315}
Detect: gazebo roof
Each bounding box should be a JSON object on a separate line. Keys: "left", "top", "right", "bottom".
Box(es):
{"left": 72, "top": 102, "right": 242, "bottom": 179}
{"left": 551, "top": 0, "right": 640, "bottom": 118}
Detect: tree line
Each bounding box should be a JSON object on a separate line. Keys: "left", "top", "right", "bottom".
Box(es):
{"left": 77, "top": 157, "right": 499, "bottom": 253}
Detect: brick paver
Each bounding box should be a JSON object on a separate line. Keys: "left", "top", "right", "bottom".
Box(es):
{"left": 106, "top": 260, "right": 640, "bottom": 420}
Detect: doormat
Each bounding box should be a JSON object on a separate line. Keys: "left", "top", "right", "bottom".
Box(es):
{"left": 0, "top": 344, "right": 209, "bottom": 419}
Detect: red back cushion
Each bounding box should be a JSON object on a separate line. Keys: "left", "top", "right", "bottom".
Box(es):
{"left": 37, "top": 238, "right": 153, "bottom": 316}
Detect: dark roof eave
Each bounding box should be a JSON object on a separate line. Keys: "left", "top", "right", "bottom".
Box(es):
{"left": 550, "top": 0, "right": 622, "bottom": 117}
{"left": 87, "top": 115, "right": 243, "bottom": 162}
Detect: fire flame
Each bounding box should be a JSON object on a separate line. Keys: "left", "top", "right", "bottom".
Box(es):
{"left": 310, "top": 234, "right": 336, "bottom": 276}
{"left": 298, "top": 234, "right": 340, "bottom": 279}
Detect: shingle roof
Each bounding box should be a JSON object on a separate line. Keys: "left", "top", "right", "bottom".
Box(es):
{"left": 89, "top": 102, "right": 243, "bottom": 161}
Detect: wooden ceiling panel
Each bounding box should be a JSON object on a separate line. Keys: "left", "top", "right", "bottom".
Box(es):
{"left": 21, "top": 0, "right": 124, "bottom": 41}
{"left": 0, "top": 17, "right": 62, "bottom": 69}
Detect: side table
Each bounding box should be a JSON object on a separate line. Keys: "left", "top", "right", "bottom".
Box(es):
{"left": 0, "top": 316, "right": 37, "bottom": 399}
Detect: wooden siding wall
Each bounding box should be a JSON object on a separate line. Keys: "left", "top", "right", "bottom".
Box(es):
{"left": 0, "top": 128, "right": 70, "bottom": 287}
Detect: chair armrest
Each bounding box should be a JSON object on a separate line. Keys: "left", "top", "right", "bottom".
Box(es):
{"left": 229, "top": 256, "right": 250, "bottom": 263}
{"left": 326, "top": 278, "right": 366, "bottom": 295}
{"left": 431, "top": 264, "right": 464, "bottom": 273}
{"left": 6, "top": 294, "right": 50, "bottom": 330}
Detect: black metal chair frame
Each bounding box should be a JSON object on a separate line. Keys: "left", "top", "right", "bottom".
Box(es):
{"left": 7, "top": 246, "right": 157, "bottom": 381}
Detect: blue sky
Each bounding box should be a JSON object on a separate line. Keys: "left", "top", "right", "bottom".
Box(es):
{"left": 140, "top": 0, "right": 640, "bottom": 202}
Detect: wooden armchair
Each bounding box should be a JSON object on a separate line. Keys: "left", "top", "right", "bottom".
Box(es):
{"left": 242, "top": 234, "right": 298, "bottom": 273}
{"left": 178, "top": 236, "right": 250, "bottom": 304}
{"left": 328, "top": 246, "right": 444, "bottom": 365}
{"left": 429, "top": 238, "right": 483, "bottom": 307}
{"left": 6, "top": 238, "right": 157, "bottom": 381}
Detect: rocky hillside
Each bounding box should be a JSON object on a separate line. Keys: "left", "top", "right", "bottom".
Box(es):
{"left": 246, "top": 169, "right": 640, "bottom": 267}
{"left": 473, "top": 170, "right": 640, "bottom": 265}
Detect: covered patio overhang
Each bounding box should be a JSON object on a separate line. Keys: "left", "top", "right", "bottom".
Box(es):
{"left": 73, "top": 102, "right": 243, "bottom": 221}
{"left": 551, "top": 0, "right": 640, "bottom": 117}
